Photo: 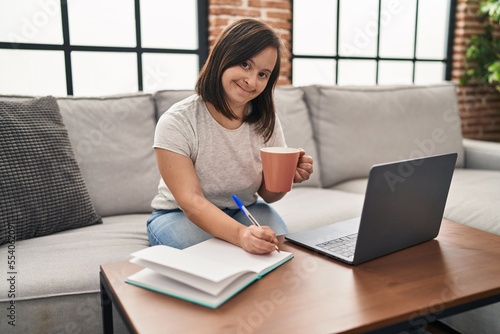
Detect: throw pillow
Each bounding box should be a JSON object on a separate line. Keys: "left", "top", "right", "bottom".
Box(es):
{"left": 0, "top": 96, "right": 102, "bottom": 245}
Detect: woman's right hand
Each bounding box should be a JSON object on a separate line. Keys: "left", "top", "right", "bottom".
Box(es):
{"left": 239, "top": 225, "right": 279, "bottom": 254}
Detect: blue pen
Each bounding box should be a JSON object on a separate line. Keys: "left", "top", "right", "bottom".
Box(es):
{"left": 232, "top": 194, "right": 280, "bottom": 252}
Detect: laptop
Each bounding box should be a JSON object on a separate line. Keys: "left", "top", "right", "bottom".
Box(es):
{"left": 285, "top": 152, "right": 457, "bottom": 265}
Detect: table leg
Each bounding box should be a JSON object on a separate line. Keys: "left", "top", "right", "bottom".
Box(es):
{"left": 100, "top": 272, "right": 114, "bottom": 334}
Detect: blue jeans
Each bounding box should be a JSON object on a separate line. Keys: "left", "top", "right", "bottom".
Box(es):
{"left": 146, "top": 200, "right": 288, "bottom": 249}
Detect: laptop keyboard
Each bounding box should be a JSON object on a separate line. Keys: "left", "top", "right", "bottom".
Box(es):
{"left": 316, "top": 233, "right": 358, "bottom": 258}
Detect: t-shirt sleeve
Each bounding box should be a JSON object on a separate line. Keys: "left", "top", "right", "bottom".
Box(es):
{"left": 153, "top": 109, "right": 194, "bottom": 158}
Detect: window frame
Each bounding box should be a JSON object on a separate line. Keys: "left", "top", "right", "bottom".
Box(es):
{"left": 291, "top": 0, "right": 458, "bottom": 84}
{"left": 0, "top": 0, "right": 208, "bottom": 95}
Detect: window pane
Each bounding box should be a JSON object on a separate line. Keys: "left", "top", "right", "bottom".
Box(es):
{"left": 67, "top": 0, "right": 136, "bottom": 47}
{"left": 0, "top": 49, "right": 66, "bottom": 95}
{"left": 414, "top": 61, "right": 445, "bottom": 84}
{"left": 72, "top": 52, "right": 137, "bottom": 96}
{"left": 379, "top": 0, "right": 416, "bottom": 58}
{"left": 293, "top": 0, "right": 336, "bottom": 56}
{"left": 292, "top": 58, "right": 336, "bottom": 86}
{"left": 141, "top": 0, "right": 197, "bottom": 50}
{"left": 338, "top": 60, "right": 376, "bottom": 85}
{"left": 339, "top": 0, "right": 379, "bottom": 57}
{"left": 378, "top": 61, "right": 413, "bottom": 85}
{"left": 0, "top": 0, "right": 63, "bottom": 44}
{"left": 142, "top": 53, "right": 198, "bottom": 91}
{"left": 416, "top": 0, "right": 450, "bottom": 59}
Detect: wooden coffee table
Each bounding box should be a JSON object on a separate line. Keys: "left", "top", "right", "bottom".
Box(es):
{"left": 100, "top": 220, "right": 500, "bottom": 333}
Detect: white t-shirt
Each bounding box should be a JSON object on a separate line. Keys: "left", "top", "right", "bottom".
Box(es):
{"left": 151, "top": 94, "right": 286, "bottom": 210}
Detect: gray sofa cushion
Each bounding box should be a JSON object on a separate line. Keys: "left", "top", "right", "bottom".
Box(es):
{"left": 57, "top": 94, "right": 159, "bottom": 217}
{"left": 0, "top": 96, "right": 101, "bottom": 245}
{"left": 463, "top": 138, "right": 500, "bottom": 170}
{"left": 275, "top": 86, "right": 321, "bottom": 187}
{"left": 444, "top": 169, "right": 500, "bottom": 235}
{"left": 153, "top": 89, "right": 194, "bottom": 120}
{"left": 0, "top": 215, "right": 149, "bottom": 301}
{"left": 271, "top": 187, "right": 364, "bottom": 233}
{"left": 0, "top": 214, "right": 149, "bottom": 334}
{"left": 303, "top": 83, "right": 465, "bottom": 187}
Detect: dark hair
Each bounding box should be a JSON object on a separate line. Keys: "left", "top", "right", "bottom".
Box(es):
{"left": 195, "top": 19, "right": 283, "bottom": 142}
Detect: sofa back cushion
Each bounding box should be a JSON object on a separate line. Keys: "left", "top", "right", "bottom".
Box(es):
{"left": 275, "top": 86, "right": 321, "bottom": 187}
{"left": 302, "top": 83, "right": 465, "bottom": 187}
{"left": 154, "top": 90, "right": 194, "bottom": 120}
{"left": 57, "top": 94, "right": 159, "bottom": 217}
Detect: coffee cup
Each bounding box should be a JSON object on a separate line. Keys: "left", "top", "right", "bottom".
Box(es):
{"left": 260, "top": 147, "right": 301, "bottom": 192}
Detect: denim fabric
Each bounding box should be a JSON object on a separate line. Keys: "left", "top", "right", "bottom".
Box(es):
{"left": 146, "top": 200, "right": 288, "bottom": 249}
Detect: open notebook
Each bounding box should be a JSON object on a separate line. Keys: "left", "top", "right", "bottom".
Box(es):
{"left": 126, "top": 238, "right": 293, "bottom": 308}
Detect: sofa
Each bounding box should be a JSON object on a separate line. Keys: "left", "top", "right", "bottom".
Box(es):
{"left": 1, "top": 82, "right": 499, "bottom": 334}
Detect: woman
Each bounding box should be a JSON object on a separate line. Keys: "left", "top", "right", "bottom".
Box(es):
{"left": 147, "top": 19, "right": 314, "bottom": 254}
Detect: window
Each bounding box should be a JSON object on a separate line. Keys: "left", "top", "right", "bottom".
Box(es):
{"left": 0, "top": 0, "right": 208, "bottom": 96}
{"left": 292, "top": 0, "right": 456, "bottom": 86}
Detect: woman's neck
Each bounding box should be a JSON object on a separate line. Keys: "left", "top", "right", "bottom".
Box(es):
{"left": 205, "top": 102, "right": 246, "bottom": 130}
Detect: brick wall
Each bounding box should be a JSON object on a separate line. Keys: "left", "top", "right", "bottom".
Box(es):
{"left": 208, "top": 0, "right": 292, "bottom": 85}
{"left": 453, "top": 0, "right": 500, "bottom": 142}
{"left": 208, "top": 0, "right": 500, "bottom": 142}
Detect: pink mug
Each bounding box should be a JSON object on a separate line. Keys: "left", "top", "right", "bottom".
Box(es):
{"left": 261, "top": 147, "right": 301, "bottom": 192}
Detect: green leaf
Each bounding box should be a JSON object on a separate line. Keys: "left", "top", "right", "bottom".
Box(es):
{"left": 480, "top": 0, "right": 500, "bottom": 22}
{"left": 460, "top": 1, "right": 500, "bottom": 88}
{"left": 487, "top": 61, "right": 500, "bottom": 83}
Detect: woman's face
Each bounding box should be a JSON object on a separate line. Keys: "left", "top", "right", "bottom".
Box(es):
{"left": 221, "top": 46, "right": 277, "bottom": 114}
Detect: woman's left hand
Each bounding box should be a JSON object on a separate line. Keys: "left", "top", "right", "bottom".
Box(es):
{"left": 294, "top": 149, "right": 313, "bottom": 183}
